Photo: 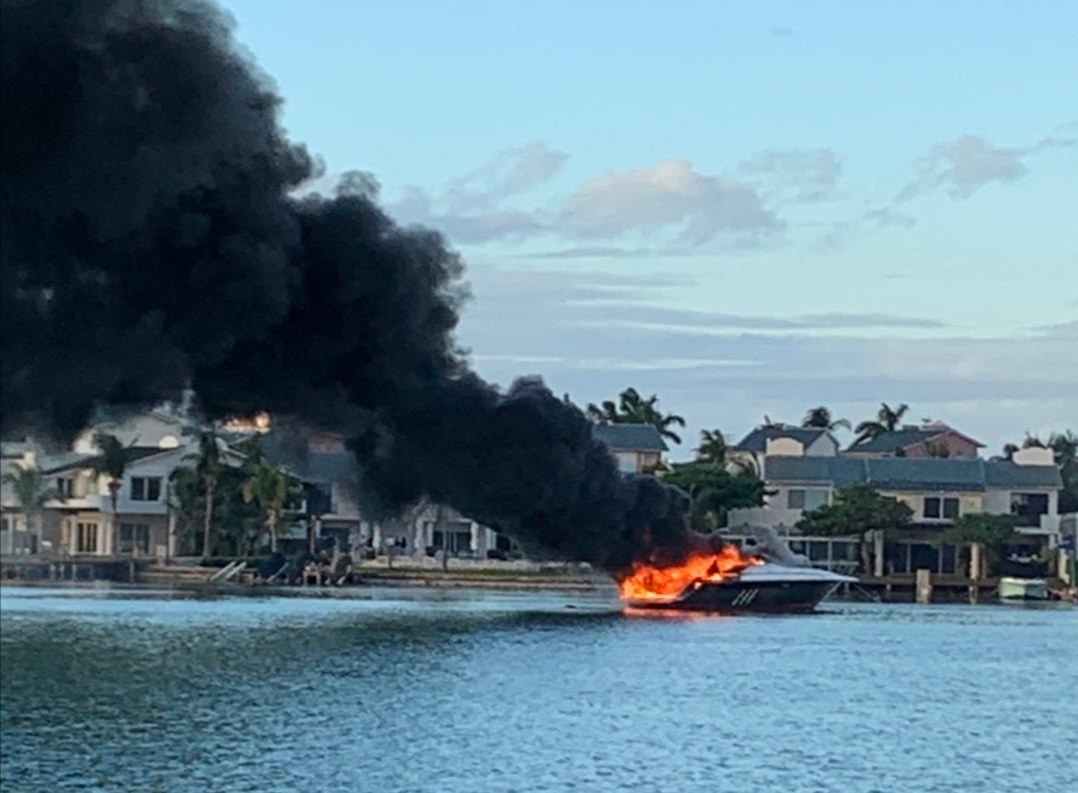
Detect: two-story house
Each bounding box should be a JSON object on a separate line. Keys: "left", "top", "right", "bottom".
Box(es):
{"left": 727, "top": 446, "right": 1062, "bottom": 576}
{"left": 40, "top": 443, "right": 191, "bottom": 557}
{"left": 591, "top": 424, "right": 669, "bottom": 474}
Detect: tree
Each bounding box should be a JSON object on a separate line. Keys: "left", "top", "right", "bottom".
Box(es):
{"left": 797, "top": 484, "right": 913, "bottom": 573}
{"left": 664, "top": 462, "right": 766, "bottom": 533}
{"left": 941, "top": 514, "right": 1018, "bottom": 577}
{"left": 1002, "top": 443, "right": 1020, "bottom": 461}
{"left": 184, "top": 429, "right": 223, "bottom": 557}
{"left": 90, "top": 432, "right": 130, "bottom": 554}
{"left": 241, "top": 460, "right": 300, "bottom": 553}
{"left": 586, "top": 387, "right": 686, "bottom": 444}
{"left": 1, "top": 466, "right": 60, "bottom": 542}
{"left": 801, "top": 407, "right": 851, "bottom": 432}
{"left": 853, "top": 402, "right": 910, "bottom": 445}
{"left": 1048, "top": 430, "right": 1078, "bottom": 513}
{"left": 695, "top": 429, "right": 727, "bottom": 464}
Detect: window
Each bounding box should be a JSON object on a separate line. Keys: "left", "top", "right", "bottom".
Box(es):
{"left": 787, "top": 489, "right": 806, "bottom": 509}
{"left": 924, "top": 497, "right": 958, "bottom": 520}
{"left": 942, "top": 498, "right": 959, "bottom": 520}
{"left": 804, "top": 490, "right": 829, "bottom": 510}
{"left": 76, "top": 522, "right": 98, "bottom": 553}
{"left": 1, "top": 517, "right": 10, "bottom": 533}
{"left": 924, "top": 497, "right": 941, "bottom": 519}
{"left": 57, "top": 476, "right": 75, "bottom": 499}
{"left": 130, "top": 476, "right": 162, "bottom": 501}
{"left": 118, "top": 523, "right": 151, "bottom": 554}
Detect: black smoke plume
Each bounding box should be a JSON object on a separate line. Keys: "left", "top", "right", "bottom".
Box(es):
{"left": 0, "top": 0, "right": 703, "bottom": 573}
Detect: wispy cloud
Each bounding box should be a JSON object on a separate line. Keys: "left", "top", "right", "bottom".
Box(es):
{"left": 897, "top": 132, "right": 1076, "bottom": 202}
{"left": 388, "top": 142, "right": 566, "bottom": 242}
{"left": 560, "top": 160, "right": 782, "bottom": 246}
{"left": 739, "top": 148, "right": 841, "bottom": 202}
{"left": 768, "top": 25, "right": 794, "bottom": 37}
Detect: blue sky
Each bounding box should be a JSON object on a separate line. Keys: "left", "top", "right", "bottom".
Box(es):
{"left": 223, "top": 0, "right": 1077, "bottom": 456}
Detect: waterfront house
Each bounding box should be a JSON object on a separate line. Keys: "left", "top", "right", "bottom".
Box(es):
{"left": 39, "top": 443, "right": 192, "bottom": 558}
{"left": 592, "top": 423, "right": 669, "bottom": 474}
{"left": 727, "top": 446, "right": 1064, "bottom": 576}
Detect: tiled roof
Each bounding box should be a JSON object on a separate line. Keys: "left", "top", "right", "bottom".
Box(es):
{"left": 732, "top": 426, "right": 833, "bottom": 453}
{"left": 40, "top": 446, "right": 169, "bottom": 474}
{"left": 591, "top": 423, "right": 668, "bottom": 453}
{"left": 984, "top": 460, "right": 1064, "bottom": 489}
{"left": 764, "top": 456, "right": 1062, "bottom": 492}
{"left": 847, "top": 428, "right": 941, "bottom": 453}
{"left": 847, "top": 426, "right": 985, "bottom": 454}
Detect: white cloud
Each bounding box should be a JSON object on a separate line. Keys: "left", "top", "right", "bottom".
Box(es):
{"left": 560, "top": 160, "right": 781, "bottom": 246}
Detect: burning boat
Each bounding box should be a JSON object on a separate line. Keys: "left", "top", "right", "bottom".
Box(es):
{"left": 618, "top": 527, "right": 856, "bottom": 614}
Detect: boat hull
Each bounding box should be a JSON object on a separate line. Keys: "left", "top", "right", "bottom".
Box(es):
{"left": 628, "top": 578, "right": 843, "bottom": 613}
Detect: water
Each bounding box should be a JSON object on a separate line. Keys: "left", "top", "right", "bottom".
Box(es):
{"left": 1, "top": 586, "right": 1075, "bottom": 793}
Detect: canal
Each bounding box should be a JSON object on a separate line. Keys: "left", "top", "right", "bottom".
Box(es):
{"left": 1, "top": 586, "right": 1075, "bottom": 792}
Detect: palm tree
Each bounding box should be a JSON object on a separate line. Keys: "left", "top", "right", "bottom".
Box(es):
{"left": 1022, "top": 432, "right": 1046, "bottom": 449}
{"left": 853, "top": 402, "right": 909, "bottom": 445}
{"left": 1, "top": 466, "right": 60, "bottom": 545}
{"left": 241, "top": 460, "right": 299, "bottom": 553}
{"left": 695, "top": 429, "right": 727, "bottom": 464}
{"left": 801, "top": 406, "right": 851, "bottom": 432}
{"left": 184, "top": 429, "right": 223, "bottom": 557}
{"left": 586, "top": 387, "right": 686, "bottom": 444}
{"left": 90, "top": 433, "right": 130, "bottom": 555}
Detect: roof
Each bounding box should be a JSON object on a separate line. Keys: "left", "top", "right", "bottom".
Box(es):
{"left": 764, "top": 456, "right": 1062, "bottom": 492}
{"left": 41, "top": 446, "right": 170, "bottom": 474}
{"left": 847, "top": 425, "right": 985, "bottom": 454}
{"left": 732, "top": 425, "right": 833, "bottom": 453}
{"left": 591, "top": 423, "right": 668, "bottom": 453}
{"left": 984, "top": 460, "right": 1064, "bottom": 489}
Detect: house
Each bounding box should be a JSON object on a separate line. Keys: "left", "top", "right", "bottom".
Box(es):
{"left": 1, "top": 440, "right": 40, "bottom": 554}
{"left": 726, "top": 447, "right": 1064, "bottom": 576}
{"left": 258, "top": 430, "right": 364, "bottom": 550}
{"left": 734, "top": 448, "right": 1062, "bottom": 529}
{"left": 845, "top": 421, "right": 984, "bottom": 458}
{"left": 39, "top": 443, "right": 193, "bottom": 557}
{"left": 591, "top": 424, "right": 669, "bottom": 474}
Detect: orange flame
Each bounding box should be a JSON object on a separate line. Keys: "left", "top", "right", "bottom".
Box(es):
{"left": 616, "top": 544, "right": 761, "bottom": 603}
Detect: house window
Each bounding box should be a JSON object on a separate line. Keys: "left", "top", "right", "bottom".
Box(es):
{"left": 942, "top": 498, "right": 959, "bottom": 520}
{"left": 130, "top": 477, "right": 162, "bottom": 502}
{"left": 788, "top": 489, "right": 827, "bottom": 510}
{"left": 1010, "top": 493, "right": 1049, "bottom": 526}
{"left": 57, "top": 477, "right": 75, "bottom": 499}
{"left": 118, "top": 523, "right": 151, "bottom": 554}
{"left": 924, "top": 497, "right": 941, "bottom": 519}
{"left": 924, "top": 497, "right": 958, "bottom": 520}
{"left": 1, "top": 517, "right": 10, "bottom": 533}
{"left": 76, "top": 522, "right": 98, "bottom": 553}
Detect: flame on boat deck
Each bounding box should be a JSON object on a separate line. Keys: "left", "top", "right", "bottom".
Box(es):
{"left": 616, "top": 544, "right": 761, "bottom": 602}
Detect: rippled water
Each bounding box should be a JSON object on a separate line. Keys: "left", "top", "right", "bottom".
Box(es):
{"left": 1, "top": 586, "right": 1075, "bottom": 793}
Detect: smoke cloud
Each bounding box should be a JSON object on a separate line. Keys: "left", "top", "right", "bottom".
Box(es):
{"left": 0, "top": 0, "right": 701, "bottom": 573}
